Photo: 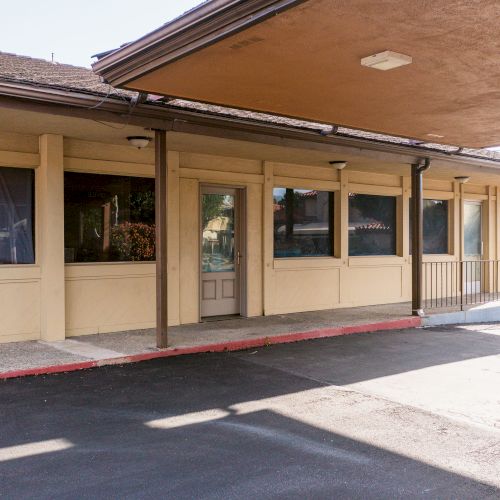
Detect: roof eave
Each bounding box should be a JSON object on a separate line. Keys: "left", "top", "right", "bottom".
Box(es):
{"left": 1, "top": 79, "right": 500, "bottom": 170}
{"left": 92, "top": 0, "right": 305, "bottom": 87}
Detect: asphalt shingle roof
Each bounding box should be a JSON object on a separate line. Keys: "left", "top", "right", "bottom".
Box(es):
{"left": 1, "top": 51, "right": 499, "bottom": 162}
{"left": 0, "top": 51, "right": 132, "bottom": 98}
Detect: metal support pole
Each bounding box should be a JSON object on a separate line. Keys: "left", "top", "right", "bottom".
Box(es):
{"left": 411, "top": 158, "right": 431, "bottom": 316}
{"left": 155, "top": 129, "right": 168, "bottom": 348}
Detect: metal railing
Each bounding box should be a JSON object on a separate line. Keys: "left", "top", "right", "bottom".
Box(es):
{"left": 423, "top": 260, "right": 500, "bottom": 310}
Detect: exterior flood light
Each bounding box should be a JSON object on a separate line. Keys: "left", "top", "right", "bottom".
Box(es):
{"left": 127, "top": 136, "right": 152, "bottom": 149}
{"left": 329, "top": 160, "right": 347, "bottom": 170}
{"left": 361, "top": 50, "right": 412, "bottom": 71}
{"left": 454, "top": 176, "right": 470, "bottom": 184}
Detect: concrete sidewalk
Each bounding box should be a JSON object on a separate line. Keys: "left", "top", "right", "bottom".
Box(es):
{"left": 0, "top": 303, "right": 420, "bottom": 379}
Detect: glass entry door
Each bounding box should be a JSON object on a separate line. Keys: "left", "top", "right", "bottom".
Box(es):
{"left": 463, "top": 201, "right": 482, "bottom": 295}
{"left": 201, "top": 186, "right": 241, "bottom": 317}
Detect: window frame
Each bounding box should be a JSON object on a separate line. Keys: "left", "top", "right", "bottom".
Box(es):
{"left": 63, "top": 170, "right": 156, "bottom": 265}
{"left": 272, "top": 185, "right": 336, "bottom": 260}
{"left": 348, "top": 191, "right": 399, "bottom": 258}
{"left": 0, "top": 166, "right": 36, "bottom": 266}
{"left": 409, "top": 195, "right": 454, "bottom": 257}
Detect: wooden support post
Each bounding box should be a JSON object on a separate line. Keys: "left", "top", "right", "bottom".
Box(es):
{"left": 155, "top": 129, "right": 168, "bottom": 348}
{"left": 411, "top": 158, "right": 431, "bottom": 316}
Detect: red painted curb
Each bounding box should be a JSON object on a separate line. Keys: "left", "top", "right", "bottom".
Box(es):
{"left": 0, "top": 316, "right": 421, "bottom": 380}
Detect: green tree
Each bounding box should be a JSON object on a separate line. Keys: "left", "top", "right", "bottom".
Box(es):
{"left": 202, "top": 194, "right": 226, "bottom": 228}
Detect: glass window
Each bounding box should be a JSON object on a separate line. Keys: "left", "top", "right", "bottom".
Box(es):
{"left": 0, "top": 167, "right": 35, "bottom": 264}
{"left": 64, "top": 172, "right": 155, "bottom": 263}
{"left": 349, "top": 193, "right": 396, "bottom": 256}
{"left": 273, "top": 188, "right": 333, "bottom": 258}
{"left": 202, "top": 193, "right": 235, "bottom": 272}
{"left": 409, "top": 199, "right": 449, "bottom": 254}
{"left": 464, "top": 202, "right": 481, "bottom": 256}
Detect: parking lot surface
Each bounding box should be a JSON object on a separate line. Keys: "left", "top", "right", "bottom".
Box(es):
{"left": 1, "top": 325, "right": 499, "bottom": 499}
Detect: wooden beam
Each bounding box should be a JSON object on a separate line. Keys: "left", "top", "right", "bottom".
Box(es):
{"left": 155, "top": 129, "right": 168, "bottom": 348}
{"left": 2, "top": 88, "right": 500, "bottom": 172}
{"left": 0, "top": 150, "right": 39, "bottom": 168}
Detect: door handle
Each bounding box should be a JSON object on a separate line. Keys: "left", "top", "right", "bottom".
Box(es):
{"left": 237, "top": 251, "right": 243, "bottom": 265}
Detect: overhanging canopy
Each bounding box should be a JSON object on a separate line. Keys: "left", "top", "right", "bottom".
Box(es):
{"left": 93, "top": 0, "right": 500, "bottom": 149}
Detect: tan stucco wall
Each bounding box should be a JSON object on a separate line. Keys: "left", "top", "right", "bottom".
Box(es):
{"left": 263, "top": 162, "right": 414, "bottom": 314}
{"left": 0, "top": 127, "right": 499, "bottom": 343}
{"left": 0, "top": 267, "right": 40, "bottom": 342}
{"left": 65, "top": 263, "right": 156, "bottom": 336}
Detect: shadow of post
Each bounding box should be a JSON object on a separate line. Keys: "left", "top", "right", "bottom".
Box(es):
{"left": 0, "top": 349, "right": 498, "bottom": 498}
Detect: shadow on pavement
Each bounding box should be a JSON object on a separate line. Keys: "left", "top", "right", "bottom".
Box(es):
{"left": 0, "top": 351, "right": 498, "bottom": 498}
{"left": 235, "top": 325, "right": 500, "bottom": 385}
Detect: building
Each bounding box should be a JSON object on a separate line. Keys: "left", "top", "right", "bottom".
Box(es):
{"left": 1, "top": 1, "right": 500, "bottom": 345}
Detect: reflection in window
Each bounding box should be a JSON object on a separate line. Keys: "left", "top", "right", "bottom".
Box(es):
{"left": 0, "top": 167, "right": 35, "bottom": 264}
{"left": 464, "top": 202, "right": 481, "bottom": 256}
{"left": 349, "top": 193, "right": 396, "bottom": 256}
{"left": 202, "top": 193, "right": 235, "bottom": 272}
{"left": 410, "top": 199, "right": 449, "bottom": 254}
{"left": 273, "top": 188, "right": 333, "bottom": 258}
{"left": 64, "top": 172, "right": 155, "bottom": 263}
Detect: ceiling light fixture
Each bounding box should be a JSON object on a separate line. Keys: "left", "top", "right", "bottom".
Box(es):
{"left": 329, "top": 160, "right": 347, "bottom": 170}
{"left": 454, "top": 176, "right": 470, "bottom": 184}
{"left": 127, "top": 136, "right": 152, "bottom": 149}
{"left": 361, "top": 50, "right": 412, "bottom": 71}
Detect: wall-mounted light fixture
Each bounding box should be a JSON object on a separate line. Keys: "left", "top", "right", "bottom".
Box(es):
{"left": 329, "top": 160, "right": 347, "bottom": 170}
{"left": 454, "top": 176, "right": 470, "bottom": 184}
{"left": 127, "top": 136, "right": 152, "bottom": 149}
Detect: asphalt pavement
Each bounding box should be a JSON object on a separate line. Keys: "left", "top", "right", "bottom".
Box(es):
{"left": 0, "top": 325, "right": 499, "bottom": 499}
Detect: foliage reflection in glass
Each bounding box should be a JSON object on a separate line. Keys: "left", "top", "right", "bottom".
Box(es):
{"left": 202, "top": 194, "right": 235, "bottom": 272}
{"left": 273, "top": 188, "right": 333, "bottom": 258}
{"left": 349, "top": 193, "right": 396, "bottom": 256}
{"left": 409, "top": 199, "right": 449, "bottom": 254}
{"left": 64, "top": 172, "right": 155, "bottom": 263}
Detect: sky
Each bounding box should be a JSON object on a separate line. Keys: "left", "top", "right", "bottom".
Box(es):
{"left": 0, "top": 0, "right": 204, "bottom": 67}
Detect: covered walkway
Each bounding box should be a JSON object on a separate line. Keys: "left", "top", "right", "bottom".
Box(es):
{"left": 91, "top": 0, "right": 500, "bottom": 348}
{"left": 0, "top": 303, "right": 417, "bottom": 378}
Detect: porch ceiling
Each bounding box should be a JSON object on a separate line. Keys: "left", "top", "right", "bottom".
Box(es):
{"left": 94, "top": 0, "right": 500, "bottom": 149}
